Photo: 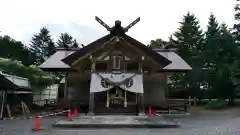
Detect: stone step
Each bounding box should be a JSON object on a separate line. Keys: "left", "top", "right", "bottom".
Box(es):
{"left": 52, "top": 123, "right": 179, "bottom": 128}
{"left": 52, "top": 115, "right": 180, "bottom": 129}
{"left": 95, "top": 113, "right": 137, "bottom": 115}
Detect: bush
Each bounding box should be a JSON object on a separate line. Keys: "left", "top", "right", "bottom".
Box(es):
{"left": 0, "top": 57, "right": 59, "bottom": 90}
{"left": 205, "top": 99, "right": 228, "bottom": 110}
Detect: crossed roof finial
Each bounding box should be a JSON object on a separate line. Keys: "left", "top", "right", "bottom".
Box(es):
{"left": 95, "top": 16, "right": 140, "bottom": 35}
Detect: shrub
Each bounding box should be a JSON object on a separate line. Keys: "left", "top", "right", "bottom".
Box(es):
{"left": 205, "top": 99, "right": 228, "bottom": 110}
{"left": 0, "top": 57, "right": 59, "bottom": 90}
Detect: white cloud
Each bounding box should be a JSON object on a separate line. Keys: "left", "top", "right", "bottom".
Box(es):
{"left": 0, "top": 0, "right": 236, "bottom": 45}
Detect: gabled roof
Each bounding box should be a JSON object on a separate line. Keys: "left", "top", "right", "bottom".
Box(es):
{"left": 0, "top": 73, "right": 18, "bottom": 90}
{"left": 156, "top": 50, "right": 192, "bottom": 71}
{"left": 39, "top": 48, "right": 191, "bottom": 72}
{"left": 61, "top": 34, "right": 111, "bottom": 65}
{"left": 122, "top": 35, "right": 171, "bottom": 66}
{"left": 62, "top": 34, "right": 171, "bottom": 67}
{"left": 39, "top": 50, "right": 75, "bottom": 71}
{"left": 0, "top": 72, "right": 34, "bottom": 91}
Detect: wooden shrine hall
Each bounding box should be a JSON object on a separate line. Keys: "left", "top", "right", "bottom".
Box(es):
{"left": 39, "top": 16, "right": 192, "bottom": 115}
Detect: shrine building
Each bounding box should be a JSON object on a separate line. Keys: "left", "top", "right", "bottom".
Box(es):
{"left": 39, "top": 17, "right": 191, "bottom": 115}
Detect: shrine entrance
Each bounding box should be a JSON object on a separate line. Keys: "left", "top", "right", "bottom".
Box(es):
{"left": 89, "top": 73, "right": 144, "bottom": 115}
{"left": 94, "top": 87, "right": 138, "bottom": 114}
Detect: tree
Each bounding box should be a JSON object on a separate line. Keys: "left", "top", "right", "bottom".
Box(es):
{"left": 230, "top": 0, "right": 240, "bottom": 102}
{"left": 203, "top": 13, "right": 220, "bottom": 66}
{"left": 72, "top": 39, "right": 79, "bottom": 48}
{"left": 211, "top": 23, "right": 237, "bottom": 102}
{"left": 169, "top": 12, "right": 204, "bottom": 100}
{"left": 165, "top": 35, "right": 177, "bottom": 49}
{"left": 0, "top": 57, "right": 59, "bottom": 90}
{"left": 0, "top": 35, "right": 35, "bottom": 65}
{"left": 57, "top": 33, "right": 74, "bottom": 48}
{"left": 148, "top": 38, "right": 168, "bottom": 49}
{"left": 233, "top": 0, "right": 240, "bottom": 41}
{"left": 201, "top": 13, "right": 221, "bottom": 98}
{"left": 56, "top": 33, "right": 80, "bottom": 48}
{"left": 29, "top": 27, "right": 56, "bottom": 65}
{"left": 202, "top": 14, "right": 238, "bottom": 103}
{"left": 218, "top": 24, "right": 238, "bottom": 101}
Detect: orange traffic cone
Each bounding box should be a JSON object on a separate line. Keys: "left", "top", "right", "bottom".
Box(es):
{"left": 32, "top": 116, "right": 41, "bottom": 131}
{"left": 67, "top": 110, "right": 72, "bottom": 121}
{"left": 148, "top": 106, "right": 153, "bottom": 117}
{"left": 74, "top": 108, "right": 78, "bottom": 117}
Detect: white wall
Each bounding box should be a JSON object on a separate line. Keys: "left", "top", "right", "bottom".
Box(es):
{"left": 1, "top": 72, "right": 59, "bottom": 106}
{"left": 33, "top": 85, "right": 58, "bottom": 106}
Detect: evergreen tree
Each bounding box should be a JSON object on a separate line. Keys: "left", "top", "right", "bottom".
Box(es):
{"left": 57, "top": 33, "right": 74, "bottom": 48}
{"left": 165, "top": 35, "right": 177, "bottom": 49}
{"left": 148, "top": 38, "right": 168, "bottom": 49}
{"left": 0, "top": 35, "right": 35, "bottom": 65}
{"left": 217, "top": 24, "right": 237, "bottom": 101}
{"left": 203, "top": 14, "right": 237, "bottom": 102}
{"left": 231, "top": 0, "right": 240, "bottom": 102}
{"left": 72, "top": 39, "right": 79, "bottom": 48}
{"left": 201, "top": 14, "right": 221, "bottom": 98}
{"left": 169, "top": 12, "right": 204, "bottom": 99}
{"left": 29, "top": 27, "right": 56, "bottom": 65}
{"left": 233, "top": 0, "right": 240, "bottom": 42}
{"left": 203, "top": 14, "right": 220, "bottom": 67}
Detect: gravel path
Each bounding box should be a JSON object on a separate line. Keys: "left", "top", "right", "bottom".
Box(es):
{"left": 1, "top": 107, "right": 240, "bottom": 135}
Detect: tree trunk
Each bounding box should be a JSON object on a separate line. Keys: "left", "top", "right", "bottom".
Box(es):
{"left": 194, "top": 97, "right": 197, "bottom": 106}
{"left": 198, "top": 98, "right": 202, "bottom": 105}
{"left": 228, "top": 98, "right": 234, "bottom": 105}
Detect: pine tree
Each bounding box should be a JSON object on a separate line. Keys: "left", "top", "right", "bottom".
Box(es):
{"left": 0, "top": 35, "right": 36, "bottom": 65}
{"left": 204, "top": 14, "right": 238, "bottom": 101}
{"left": 230, "top": 0, "right": 240, "bottom": 102}
{"left": 30, "top": 27, "right": 56, "bottom": 65}
{"left": 201, "top": 14, "right": 221, "bottom": 98}
{"left": 165, "top": 35, "right": 177, "bottom": 49}
{"left": 72, "top": 39, "right": 79, "bottom": 48}
{"left": 148, "top": 38, "right": 168, "bottom": 49}
{"left": 203, "top": 13, "right": 220, "bottom": 67}
{"left": 201, "top": 14, "right": 238, "bottom": 100}
{"left": 57, "top": 33, "right": 74, "bottom": 48}
{"left": 218, "top": 24, "right": 237, "bottom": 101}
{"left": 233, "top": 0, "right": 240, "bottom": 42}
{"left": 169, "top": 12, "right": 204, "bottom": 99}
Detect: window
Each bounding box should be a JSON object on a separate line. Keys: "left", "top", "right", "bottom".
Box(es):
{"left": 112, "top": 56, "right": 121, "bottom": 70}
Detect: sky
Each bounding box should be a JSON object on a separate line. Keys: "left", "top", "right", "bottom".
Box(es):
{"left": 0, "top": 0, "right": 236, "bottom": 46}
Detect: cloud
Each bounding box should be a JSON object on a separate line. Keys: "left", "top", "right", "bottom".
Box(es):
{"left": 17, "top": 23, "right": 107, "bottom": 46}
{"left": 0, "top": 0, "right": 236, "bottom": 45}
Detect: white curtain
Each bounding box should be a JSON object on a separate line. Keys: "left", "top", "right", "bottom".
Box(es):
{"left": 90, "top": 73, "right": 143, "bottom": 93}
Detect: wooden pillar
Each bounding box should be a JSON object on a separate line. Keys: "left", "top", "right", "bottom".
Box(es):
{"left": 88, "top": 56, "right": 95, "bottom": 115}
{"left": 164, "top": 73, "right": 168, "bottom": 100}
{"left": 64, "top": 72, "right": 68, "bottom": 106}
{"left": 106, "top": 91, "right": 109, "bottom": 108}
{"left": 138, "top": 56, "right": 144, "bottom": 115}
{"left": 0, "top": 90, "right": 6, "bottom": 119}
{"left": 140, "top": 93, "right": 144, "bottom": 114}
{"left": 124, "top": 90, "right": 127, "bottom": 107}
{"left": 135, "top": 94, "right": 137, "bottom": 104}
{"left": 88, "top": 92, "right": 94, "bottom": 114}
